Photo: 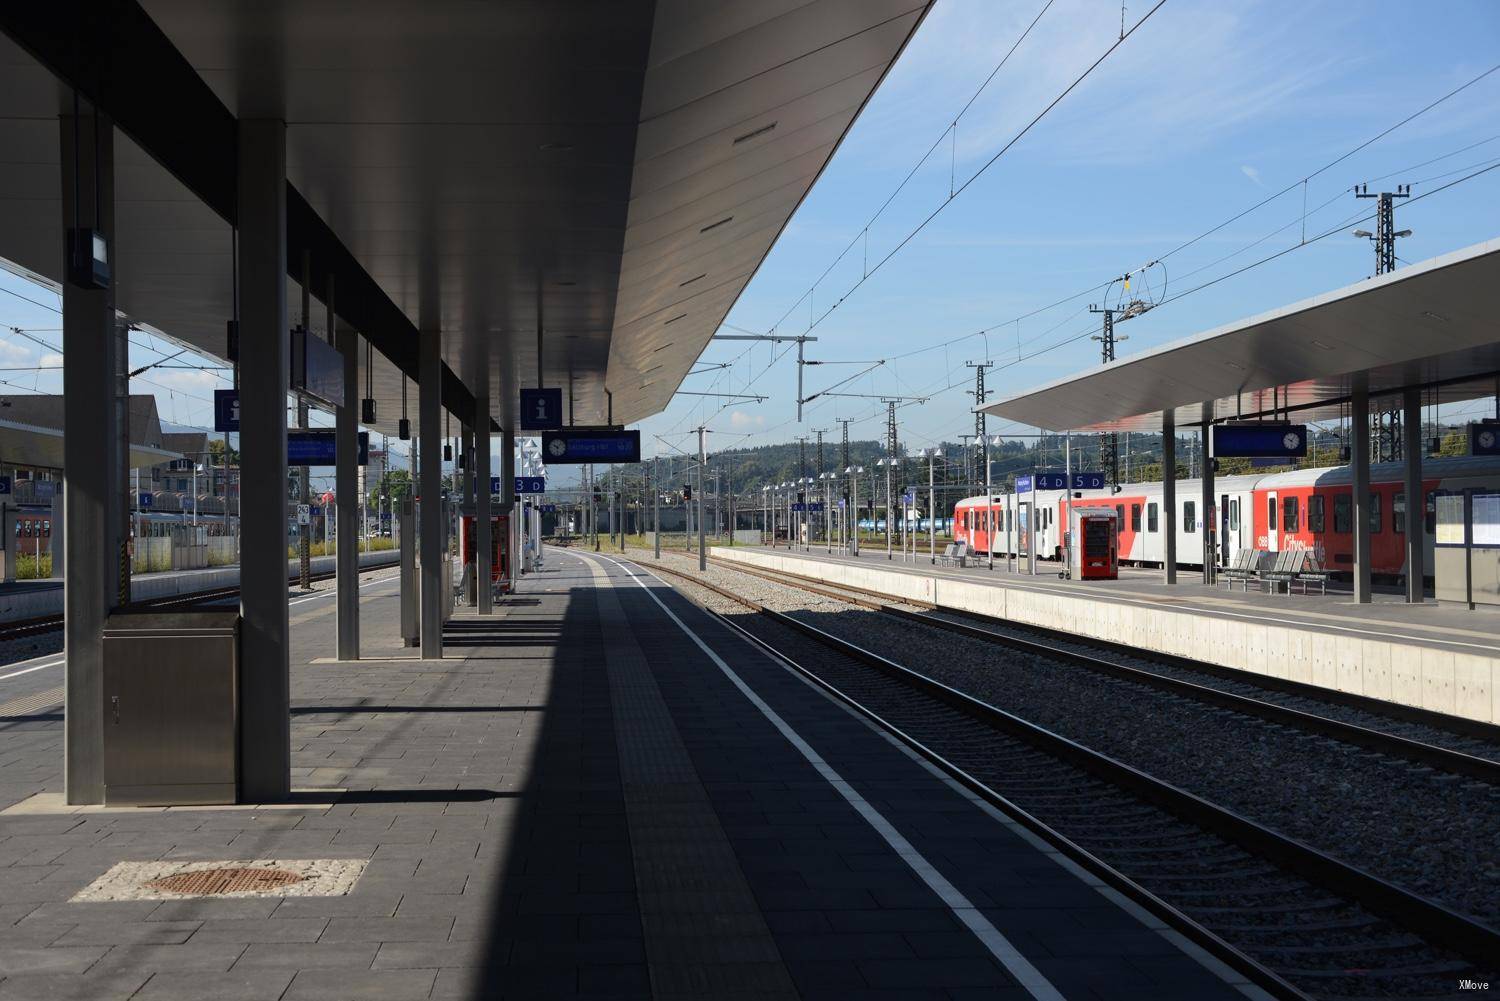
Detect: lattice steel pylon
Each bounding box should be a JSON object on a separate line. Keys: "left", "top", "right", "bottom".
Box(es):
{"left": 967, "top": 361, "right": 992, "bottom": 494}
{"left": 1355, "top": 183, "right": 1410, "bottom": 276}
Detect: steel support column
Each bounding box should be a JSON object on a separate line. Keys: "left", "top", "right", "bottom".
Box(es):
{"left": 1201, "top": 406, "right": 1215, "bottom": 585}
{"left": 236, "top": 118, "right": 290, "bottom": 802}
{"left": 418, "top": 331, "right": 443, "bottom": 657}
{"left": 461, "top": 423, "right": 475, "bottom": 606}
{"left": 499, "top": 428, "right": 515, "bottom": 586}
{"left": 1351, "top": 375, "right": 1373, "bottom": 604}
{"left": 335, "top": 323, "right": 360, "bottom": 659}
{"left": 61, "top": 100, "right": 118, "bottom": 805}
{"left": 476, "top": 383, "right": 492, "bottom": 615}
{"left": 1402, "top": 387, "right": 1424, "bottom": 603}
{"left": 1162, "top": 409, "right": 1177, "bottom": 585}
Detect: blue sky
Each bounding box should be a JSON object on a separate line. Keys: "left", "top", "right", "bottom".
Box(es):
{"left": 2, "top": 0, "right": 1498, "bottom": 483}
{"left": 639, "top": 0, "right": 1500, "bottom": 461}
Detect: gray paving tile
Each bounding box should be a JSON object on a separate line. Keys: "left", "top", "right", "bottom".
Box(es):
{"left": 0, "top": 947, "right": 106, "bottom": 976}
{"left": 188, "top": 917, "right": 328, "bottom": 943}
{"left": 285, "top": 967, "right": 436, "bottom": 1000}
{"left": 131, "top": 971, "right": 294, "bottom": 1001}
{"left": 230, "top": 942, "right": 378, "bottom": 971}
{"left": 320, "top": 915, "right": 455, "bottom": 943}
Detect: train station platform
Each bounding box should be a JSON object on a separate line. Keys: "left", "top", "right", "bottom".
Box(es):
{"left": 714, "top": 544, "right": 1500, "bottom": 726}
{"left": 0, "top": 550, "right": 1253, "bottom": 1000}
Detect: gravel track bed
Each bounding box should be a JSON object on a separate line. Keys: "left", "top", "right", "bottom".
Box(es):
{"left": 917, "top": 607, "right": 1500, "bottom": 764}
{"left": 624, "top": 555, "right": 1492, "bottom": 999}
{"left": 631, "top": 549, "right": 1500, "bottom": 929}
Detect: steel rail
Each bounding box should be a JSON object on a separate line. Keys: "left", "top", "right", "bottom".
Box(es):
{"left": 708, "top": 556, "right": 1500, "bottom": 780}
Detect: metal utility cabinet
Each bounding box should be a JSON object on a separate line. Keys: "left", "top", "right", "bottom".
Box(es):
{"left": 101, "top": 611, "right": 239, "bottom": 805}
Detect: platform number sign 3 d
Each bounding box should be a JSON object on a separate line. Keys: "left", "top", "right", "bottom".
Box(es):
{"left": 519, "top": 388, "right": 562, "bottom": 431}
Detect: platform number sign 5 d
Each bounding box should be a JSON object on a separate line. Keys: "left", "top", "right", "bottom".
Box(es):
{"left": 519, "top": 388, "right": 562, "bottom": 431}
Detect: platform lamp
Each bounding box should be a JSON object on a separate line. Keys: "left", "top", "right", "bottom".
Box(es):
{"left": 920, "top": 447, "right": 942, "bottom": 564}
{"left": 761, "top": 484, "right": 771, "bottom": 545}
{"left": 843, "top": 465, "right": 863, "bottom": 556}
{"left": 875, "top": 456, "right": 897, "bottom": 560}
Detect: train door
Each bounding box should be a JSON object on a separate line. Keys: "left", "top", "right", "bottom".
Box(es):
{"left": 1220, "top": 493, "right": 1231, "bottom": 566}
{"left": 1265, "top": 490, "right": 1279, "bottom": 551}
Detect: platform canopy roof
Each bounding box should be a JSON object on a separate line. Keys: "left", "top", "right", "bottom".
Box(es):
{"left": 982, "top": 237, "right": 1500, "bottom": 433}
{"left": 0, "top": 418, "right": 179, "bottom": 472}
{"left": 0, "top": 1, "right": 931, "bottom": 437}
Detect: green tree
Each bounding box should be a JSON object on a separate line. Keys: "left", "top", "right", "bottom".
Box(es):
{"left": 369, "top": 468, "right": 412, "bottom": 509}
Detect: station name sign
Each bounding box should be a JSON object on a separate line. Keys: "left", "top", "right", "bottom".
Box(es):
{"left": 541, "top": 428, "right": 641, "bottom": 464}
{"left": 1213, "top": 423, "right": 1307, "bottom": 458}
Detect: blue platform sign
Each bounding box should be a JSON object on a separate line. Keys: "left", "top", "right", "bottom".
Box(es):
{"left": 541, "top": 429, "right": 641, "bottom": 464}
{"left": 1034, "top": 471, "right": 1068, "bottom": 490}
{"left": 808, "top": 502, "right": 826, "bottom": 512}
{"left": 519, "top": 388, "right": 563, "bottom": 430}
{"left": 1071, "top": 471, "right": 1106, "bottom": 491}
{"left": 1014, "top": 474, "right": 1032, "bottom": 493}
{"left": 0, "top": 476, "right": 10, "bottom": 496}
{"left": 214, "top": 389, "right": 239, "bottom": 432}
{"left": 1213, "top": 423, "right": 1307, "bottom": 458}
{"left": 1470, "top": 423, "right": 1500, "bottom": 456}
{"left": 287, "top": 430, "right": 369, "bottom": 466}
{"left": 309, "top": 506, "right": 321, "bottom": 517}
{"left": 138, "top": 492, "right": 153, "bottom": 508}
{"left": 515, "top": 476, "right": 546, "bottom": 494}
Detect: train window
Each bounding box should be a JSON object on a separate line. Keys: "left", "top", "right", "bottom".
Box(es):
{"left": 1115, "top": 504, "right": 1124, "bottom": 536}
{"left": 1130, "top": 503, "right": 1141, "bottom": 531}
{"left": 1394, "top": 492, "right": 1405, "bottom": 534}
{"left": 1369, "top": 492, "right": 1382, "bottom": 534}
{"left": 1283, "top": 496, "right": 1299, "bottom": 533}
{"left": 1334, "top": 493, "right": 1351, "bottom": 533}
{"left": 1147, "top": 502, "right": 1158, "bottom": 533}
{"left": 1308, "top": 495, "right": 1325, "bottom": 533}
{"left": 1184, "top": 501, "right": 1196, "bottom": 533}
{"left": 1229, "top": 499, "right": 1239, "bottom": 531}
{"left": 1267, "top": 495, "right": 1277, "bottom": 531}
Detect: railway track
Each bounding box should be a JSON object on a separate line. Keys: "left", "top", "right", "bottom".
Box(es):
{"left": 702, "top": 555, "right": 1500, "bottom": 782}
{"left": 622, "top": 552, "right": 1500, "bottom": 1001}
{"left": 0, "top": 557, "right": 400, "bottom": 643}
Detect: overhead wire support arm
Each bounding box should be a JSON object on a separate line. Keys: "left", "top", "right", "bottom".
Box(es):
{"left": 708, "top": 331, "right": 819, "bottom": 423}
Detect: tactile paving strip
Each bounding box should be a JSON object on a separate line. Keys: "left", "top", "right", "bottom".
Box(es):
{"left": 584, "top": 556, "right": 799, "bottom": 1000}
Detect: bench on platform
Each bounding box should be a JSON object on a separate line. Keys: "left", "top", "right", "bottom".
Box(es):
{"left": 1292, "top": 550, "right": 1334, "bottom": 594}
{"left": 1220, "top": 548, "right": 1259, "bottom": 590}
{"left": 1256, "top": 549, "right": 1305, "bottom": 594}
{"left": 935, "top": 542, "right": 969, "bottom": 567}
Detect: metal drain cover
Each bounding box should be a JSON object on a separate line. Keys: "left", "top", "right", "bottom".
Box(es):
{"left": 71, "top": 858, "right": 367, "bottom": 901}
{"left": 145, "top": 866, "right": 306, "bottom": 896}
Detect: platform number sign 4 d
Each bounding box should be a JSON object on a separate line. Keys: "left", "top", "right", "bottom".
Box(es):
{"left": 519, "top": 388, "right": 562, "bottom": 430}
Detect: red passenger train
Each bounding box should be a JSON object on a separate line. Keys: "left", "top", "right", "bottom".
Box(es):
{"left": 953, "top": 455, "right": 1500, "bottom": 578}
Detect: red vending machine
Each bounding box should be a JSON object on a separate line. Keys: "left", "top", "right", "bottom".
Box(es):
{"left": 460, "top": 513, "right": 511, "bottom": 595}
{"left": 1069, "top": 508, "right": 1118, "bottom": 580}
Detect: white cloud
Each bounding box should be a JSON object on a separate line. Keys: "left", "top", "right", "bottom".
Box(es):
{"left": 0, "top": 339, "right": 36, "bottom": 364}
{"left": 38, "top": 352, "right": 65, "bottom": 369}
{"left": 1241, "top": 165, "right": 1264, "bottom": 186}
{"left": 729, "top": 410, "right": 766, "bottom": 429}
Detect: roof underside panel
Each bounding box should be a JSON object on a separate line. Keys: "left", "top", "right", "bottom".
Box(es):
{"left": 0, "top": 2, "right": 929, "bottom": 438}
{"left": 984, "top": 239, "right": 1500, "bottom": 433}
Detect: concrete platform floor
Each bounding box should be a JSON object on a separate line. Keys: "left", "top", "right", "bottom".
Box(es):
{"left": 0, "top": 550, "right": 1255, "bottom": 1000}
